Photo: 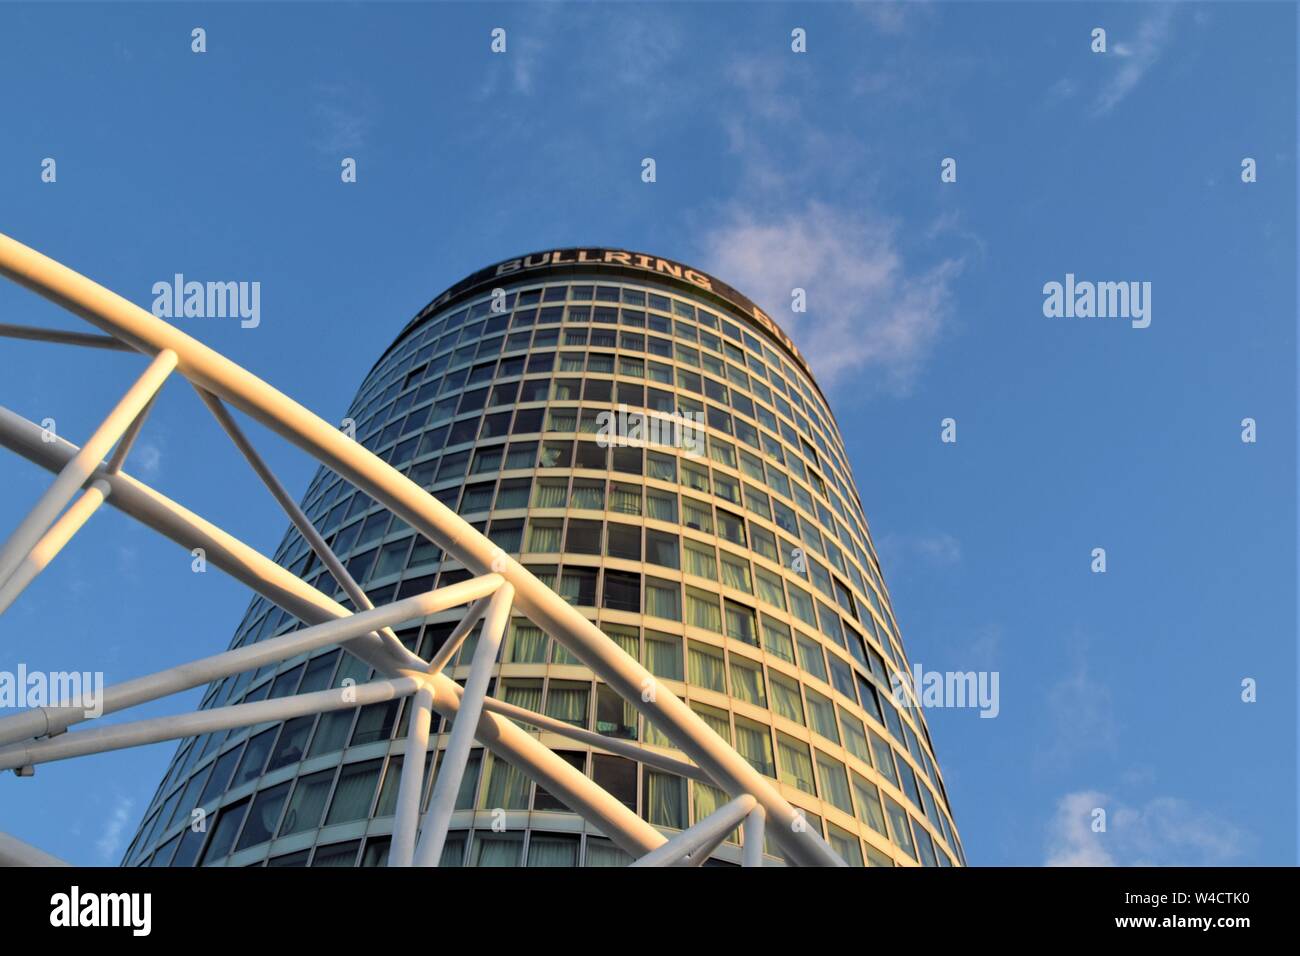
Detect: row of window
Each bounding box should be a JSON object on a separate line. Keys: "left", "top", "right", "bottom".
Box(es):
{"left": 348, "top": 279, "right": 864, "bottom": 552}
{"left": 341, "top": 349, "right": 870, "bottom": 581}
{"left": 345, "top": 317, "right": 863, "bottom": 548}
{"left": 300, "top": 408, "right": 903, "bottom": 673}
{"left": 299, "top": 449, "right": 908, "bottom": 680}
{"left": 361, "top": 278, "right": 849, "bottom": 479}
{"left": 138, "top": 586, "right": 959, "bottom": 864}
{"left": 133, "top": 709, "right": 951, "bottom": 869}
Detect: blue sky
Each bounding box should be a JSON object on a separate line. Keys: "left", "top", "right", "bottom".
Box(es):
{"left": 0, "top": 1, "right": 1295, "bottom": 866}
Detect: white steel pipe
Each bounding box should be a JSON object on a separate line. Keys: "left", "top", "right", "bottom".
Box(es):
{"left": 0, "top": 321, "right": 132, "bottom": 352}
{"left": 193, "top": 387, "right": 407, "bottom": 659}
{"left": 412, "top": 582, "right": 514, "bottom": 867}
{"left": 0, "top": 347, "right": 176, "bottom": 588}
{"left": 425, "top": 595, "right": 489, "bottom": 675}
{"left": 388, "top": 686, "right": 434, "bottom": 867}
{"left": 482, "top": 696, "right": 709, "bottom": 783}
{"left": 0, "top": 479, "right": 111, "bottom": 616}
{"left": 630, "top": 794, "right": 757, "bottom": 868}
{"left": 0, "top": 677, "right": 423, "bottom": 771}
{"left": 0, "top": 831, "right": 71, "bottom": 866}
{"left": 0, "top": 573, "right": 501, "bottom": 747}
{"left": 742, "top": 806, "right": 766, "bottom": 867}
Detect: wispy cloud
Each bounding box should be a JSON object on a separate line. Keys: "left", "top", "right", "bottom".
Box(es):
{"left": 879, "top": 530, "right": 964, "bottom": 568}
{"left": 853, "top": 0, "right": 931, "bottom": 35}
{"left": 1042, "top": 652, "right": 1119, "bottom": 765}
{"left": 1045, "top": 790, "right": 1250, "bottom": 866}
{"left": 96, "top": 793, "right": 134, "bottom": 863}
{"left": 132, "top": 440, "right": 162, "bottom": 478}
{"left": 700, "top": 202, "right": 960, "bottom": 392}
{"left": 477, "top": 7, "right": 683, "bottom": 101}
{"left": 700, "top": 40, "right": 966, "bottom": 393}
{"left": 311, "top": 84, "right": 372, "bottom": 155}
{"left": 1091, "top": 7, "right": 1177, "bottom": 116}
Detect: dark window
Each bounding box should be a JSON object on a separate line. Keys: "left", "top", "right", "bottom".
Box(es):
{"left": 606, "top": 523, "right": 641, "bottom": 560}
{"left": 565, "top": 519, "right": 603, "bottom": 555}
{"left": 593, "top": 754, "right": 637, "bottom": 809}
{"left": 573, "top": 442, "right": 608, "bottom": 470}
{"left": 645, "top": 529, "right": 679, "bottom": 569}
{"left": 602, "top": 570, "right": 641, "bottom": 612}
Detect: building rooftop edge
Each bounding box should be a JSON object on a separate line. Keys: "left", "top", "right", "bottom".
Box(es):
{"left": 370, "top": 248, "right": 824, "bottom": 399}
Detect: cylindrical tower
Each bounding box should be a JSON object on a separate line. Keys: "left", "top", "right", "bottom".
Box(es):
{"left": 122, "top": 249, "right": 965, "bottom": 868}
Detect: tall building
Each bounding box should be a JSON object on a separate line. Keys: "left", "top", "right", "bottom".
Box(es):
{"left": 121, "top": 249, "right": 965, "bottom": 868}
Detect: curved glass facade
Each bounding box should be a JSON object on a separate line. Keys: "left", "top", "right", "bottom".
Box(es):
{"left": 122, "top": 251, "right": 965, "bottom": 868}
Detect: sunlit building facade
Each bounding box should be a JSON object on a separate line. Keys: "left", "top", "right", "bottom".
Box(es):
{"left": 122, "top": 249, "right": 966, "bottom": 868}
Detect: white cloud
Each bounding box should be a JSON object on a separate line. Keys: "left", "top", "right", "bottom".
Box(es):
{"left": 96, "top": 794, "right": 134, "bottom": 863}
{"left": 700, "top": 202, "right": 960, "bottom": 391}
{"left": 1045, "top": 790, "right": 1114, "bottom": 865}
{"left": 1046, "top": 790, "right": 1250, "bottom": 866}
{"left": 1092, "top": 7, "right": 1177, "bottom": 116}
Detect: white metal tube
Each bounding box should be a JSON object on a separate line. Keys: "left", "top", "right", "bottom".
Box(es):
{"left": 0, "top": 573, "right": 500, "bottom": 747}
{"left": 193, "top": 386, "right": 407, "bottom": 659}
{"left": 0, "top": 234, "right": 844, "bottom": 864}
{"left": 742, "top": 806, "right": 766, "bottom": 867}
{"left": 482, "top": 696, "right": 709, "bottom": 782}
{"left": 105, "top": 395, "right": 156, "bottom": 474}
{"left": 682, "top": 829, "right": 731, "bottom": 867}
{"left": 424, "top": 595, "right": 489, "bottom": 675}
{"left": 413, "top": 582, "right": 514, "bottom": 867}
{"left": 0, "top": 347, "right": 176, "bottom": 588}
{"left": 0, "top": 831, "right": 71, "bottom": 866}
{"left": 0, "top": 321, "right": 132, "bottom": 352}
{"left": 0, "top": 409, "right": 667, "bottom": 858}
{"left": 630, "top": 794, "right": 757, "bottom": 867}
{"left": 0, "top": 677, "right": 422, "bottom": 771}
{"left": 0, "top": 479, "right": 110, "bottom": 616}
{"left": 388, "top": 686, "right": 434, "bottom": 867}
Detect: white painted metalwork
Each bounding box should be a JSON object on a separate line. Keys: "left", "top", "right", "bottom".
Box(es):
{"left": 0, "top": 231, "right": 847, "bottom": 867}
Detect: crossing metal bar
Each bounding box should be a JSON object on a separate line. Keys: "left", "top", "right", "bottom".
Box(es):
{"left": 0, "top": 348, "right": 176, "bottom": 590}
{"left": 413, "top": 582, "right": 515, "bottom": 867}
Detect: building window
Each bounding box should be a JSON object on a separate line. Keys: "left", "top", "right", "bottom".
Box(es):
{"left": 544, "top": 681, "right": 590, "bottom": 728}
{"left": 776, "top": 734, "right": 816, "bottom": 795}
{"left": 729, "top": 656, "right": 766, "bottom": 707}
{"left": 770, "top": 674, "right": 805, "bottom": 725}
{"left": 685, "top": 588, "right": 722, "bottom": 633}
{"left": 601, "top": 569, "right": 641, "bottom": 612}
{"left": 760, "top": 616, "right": 795, "bottom": 663}
{"left": 643, "top": 771, "right": 686, "bottom": 829}
{"left": 734, "top": 719, "right": 775, "bottom": 777}
{"left": 815, "top": 753, "right": 853, "bottom": 814}
{"left": 644, "top": 631, "right": 683, "bottom": 680}
{"left": 687, "top": 642, "right": 726, "bottom": 692}
{"left": 683, "top": 540, "right": 716, "bottom": 580}
{"left": 606, "top": 523, "right": 641, "bottom": 561}
{"left": 596, "top": 684, "right": 636, "bottom": 739}
{"left": 324, "top": 759, "right": 382, "bottom": 826}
